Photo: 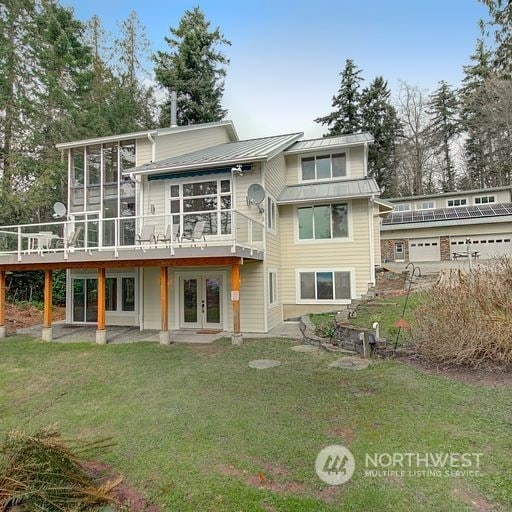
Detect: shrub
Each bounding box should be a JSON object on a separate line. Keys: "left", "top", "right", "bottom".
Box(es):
{"left": 0, "top": 428, "right": 117, "bottom": 511}
{"left": 413, "top": 259, "right": 512, "bottom": 367}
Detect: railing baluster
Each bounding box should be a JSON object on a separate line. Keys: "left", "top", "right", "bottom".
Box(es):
{"left": 17, "top": 227, "right": 21, "bottom": 262}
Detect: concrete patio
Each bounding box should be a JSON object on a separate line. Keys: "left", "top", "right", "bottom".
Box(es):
{"left": 15, "top": 320, "right": 303, "bottom": 344}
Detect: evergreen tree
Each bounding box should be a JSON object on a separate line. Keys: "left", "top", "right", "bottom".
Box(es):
{"left": 315, "top": 59, "right": 363, "bottom": 135}
{"left": 154, "top": 7, "right": 231, "bottom": 125}
{"left": 480, "top": 0, "right": 512, "bottom": 75}
{"left": 360, "top": 76, "right": 402, "bottom": 195}
{"left": 428, "top": 81, "right": 461, "bottom": 192}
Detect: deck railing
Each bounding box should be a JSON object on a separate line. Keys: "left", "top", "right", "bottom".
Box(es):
{"left": 0, "top": 210, "right": 264, "bottom": 262}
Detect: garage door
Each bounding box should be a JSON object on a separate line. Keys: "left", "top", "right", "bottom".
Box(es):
{"left": 450, "top": 235, "right": 512, "bottom": 260}
{"left": 409, "top": 237, "right": 441, "bottom": 262}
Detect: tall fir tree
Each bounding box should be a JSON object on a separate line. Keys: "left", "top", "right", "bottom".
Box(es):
{"left": 360, "top": 76, "right": 402, "bottom": 195}
{"left": 154, "top": 6, "right": 231, "bottom": 126}
{"left": 480, "top": 0, "right": 512, "bottom": 75}
{"left": 428, "top": 81, "right": 461, "bottom": 192}
{"left": 315, "top": 59, "right": 363, "bottom": 135}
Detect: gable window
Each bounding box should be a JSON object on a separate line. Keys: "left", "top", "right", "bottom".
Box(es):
{"left": 416, "top": 201, "right": 435, "bottom": 210}
{"left": 394, "top": 203, "right": 411, "bottom": 212}
{"left": 268, "top": 271, "right": 277, "bottom": 306}
{"left": 447, "top": 198, "right": 467, "bottom": 207}
{"left": 475, "top": 196, "right": 495, "bottom": 204}
{"left": 301, "top": 153, "right": 346, "bottom": 181}
{"left": 266, "top": 196, "right": 276, "bottom": 231}
{"left": 299, "top": 271, "right": 351, "bottom": 301}
{"left": 298, "top": 203, "right": 348, "bottom": 240}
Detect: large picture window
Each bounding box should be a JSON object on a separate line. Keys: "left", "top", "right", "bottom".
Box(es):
{"left": 299, "top": 271, "right": 351, "bottom": 301}
{"left": 169, "top": 178, "right": 232, "bottom": 237}
{"left": 298, "top": 203, "right": 348, "bottom": 240}
{"left": 301, "top": 153, "right": 346, "bottom": 181}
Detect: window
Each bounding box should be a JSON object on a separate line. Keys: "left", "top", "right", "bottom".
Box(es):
{"left": 447, "top": 198, "right": 467, "bottom": 207}
{"left": 298, "top": 203, "right": 348, "bottom": 240}
{"left": 394, "top": 203, "right": 411, "bottom": 212}
{"left": 299, "top": 271, "right": 351, "bottom": 301}
{"left": 268, "top": 271, "right": 277, "bottom": 306}
{"left": 301, "top": 153, "right": 347, "bottom": 181}
{"left": 169, "top": 178, "right": 232, "bottom": 237}
{"left": 475, "top": 195, "right": 495, "bottom": 204}
{"left": 122, "top": 277, "right": 135, "bottom": 311}
{"left": 266, "top": 196, "right": 276, "bottom": 231}
{"left": 105, "top": 278, "right": 117, "bottom": 311}
{"left": 416, "top": 201, "right": 435, "bottom": 210}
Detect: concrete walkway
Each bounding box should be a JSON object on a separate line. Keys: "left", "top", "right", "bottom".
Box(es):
{"left": 16, "top": 320, "right": 303, "bottom": 344}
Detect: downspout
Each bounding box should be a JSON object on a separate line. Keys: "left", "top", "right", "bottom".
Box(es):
{"left": 147, "top": 133, "right": 156, "bottom": 162}
{"left": 368, "top": 196, "right": 376, "bottom": 286}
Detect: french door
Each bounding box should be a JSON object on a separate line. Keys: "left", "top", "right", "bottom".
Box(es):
{"left": 72, "top": 278, "right": 98, "bottom": 323}
{"left": 180, "top": 275, "right": 222, "bottom": 329}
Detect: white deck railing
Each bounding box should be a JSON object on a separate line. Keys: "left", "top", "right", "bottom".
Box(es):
{"left": 0, "top": 210, "right": 264, "bottom": 262}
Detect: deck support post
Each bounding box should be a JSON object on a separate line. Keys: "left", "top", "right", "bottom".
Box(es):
{"left": 42, "top": 270, "right": 53, "bottom": 342}
{"left": 96, "top": 267, "right": 107, "bottom": 344}
{"left": 0, "top": 270, "right": 6, "bottom": 339}
{"left": 159, "top": 266, "right": 170, "bottom": 345}
{"left": 231, "top": 260, "right": 242, "bottom": 345}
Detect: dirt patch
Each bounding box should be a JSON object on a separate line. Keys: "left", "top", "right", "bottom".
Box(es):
{"left": 401, "top": 354, "right": 512, "bottom": 387}
{"left": 325, "top": 425, "right": 355, "bottom": 444}
{"left": 83, "top": 460, "right": 159, "bottom": 512}
{"left": 6, "top": 303, "right": 65, "bottom": 334}
{"left": 452, "top": 485, "right": 497, "bottom": 511}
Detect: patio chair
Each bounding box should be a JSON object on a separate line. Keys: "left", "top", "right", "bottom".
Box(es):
{"left": 156, "top": 223, "right": 181, "bottom": 246}
{"left": 136, "top": 224, "right": 156, "bottom": 246}
{"left": 181, "top": 220, "right": 207, "bottom": 248}
{"left": 56, "top": 226, "right": 83, "bottom": 249}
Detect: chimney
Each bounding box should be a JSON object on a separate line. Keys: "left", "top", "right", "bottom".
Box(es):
{"left": 170, "top": 90, "right": 177, "bottom": 127}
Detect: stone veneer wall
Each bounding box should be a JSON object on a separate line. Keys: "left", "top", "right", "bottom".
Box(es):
{"left": 381, "top": 238, "right": 409, "bottom": 262}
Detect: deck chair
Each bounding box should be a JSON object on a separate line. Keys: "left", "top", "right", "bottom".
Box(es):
{"left": 156, "top": 223, "right": 181, "bottom": 245}
{"left": 181, "top": 220, "right": 207, "bottom": 248}
{"left": 136, "top": 224, "right": 156, "bottom": 246}
{"left": 56, "top": 226, "right": 83, "bottom": 249}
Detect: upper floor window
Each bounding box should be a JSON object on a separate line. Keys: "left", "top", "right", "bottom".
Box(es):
{"left": 266, "top": 196, "right": 276, "bottom": 231}
{"left": 298, "top": 203, "right": 348, "bottom": 240}
{"left": 416, "top": 201, "right": 435, "bottom": 210}
{"left": 447, "top": 198, "right": 467, "bottom": 208}
{"left": 395, "top": 203, "right": 411, "bottom": 212}
{"left": 475, "top": 195, "right": 495, "bottom": 204}
{"left": 301, "top": 153, "right": 346, "bottom": 181}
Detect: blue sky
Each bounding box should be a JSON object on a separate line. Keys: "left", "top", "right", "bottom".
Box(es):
{"left": 67, "top": 0, "right": 488, "bottom": 139}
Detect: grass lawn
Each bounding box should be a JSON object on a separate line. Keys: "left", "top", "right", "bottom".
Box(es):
{"left": 0, "top": 335, "right": 511, "bottom": 511}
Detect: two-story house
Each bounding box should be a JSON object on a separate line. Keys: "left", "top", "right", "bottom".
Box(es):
{"left": 381, "top": 187, "right": 512, "bottom": 262}
{"left": 0, "top": 121, "right": 391, "bottom": 343}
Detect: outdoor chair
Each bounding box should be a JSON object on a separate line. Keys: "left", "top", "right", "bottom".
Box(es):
{"left": 136, "top": 224, "right": 156, "bottom": 247}
{"left": 181, "top": 220, "right": 207, "bottom": 248}
{"left": 56, "top": 226, "right": 83, "bottom": 249}
{"left": 156, "top": 223, "right": 181, "bottom": 246}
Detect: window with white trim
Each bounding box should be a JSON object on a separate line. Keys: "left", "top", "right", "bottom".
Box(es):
{"left": 416, "top": 201, "right": 435, "bottom": 210}
{"left": 474, "top": 195, "right": 495, "bottom": 204}
{"left": 394, "top": 203, "right": 411, "bottom": 212}
{"left": 298, "top": 203, "right": 348, "bottom": 240}
{"left": 447, "top": 198, "right": 467, "bottom": 207}
{"left": 268, "top": 271, "right": 277, "bottom": 306}
{"left": 266, "top": 196, "right": 276, "bottom": 231}
{"left": 169, "top": 178, "right": 232, "bottom": 237}
{"left": 299, "top": 271, "right": 351, "bottom": 301}
{"left": 301, "top": 153, "right": 346, "bottom": 181}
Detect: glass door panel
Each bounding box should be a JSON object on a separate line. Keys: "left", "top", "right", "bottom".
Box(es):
{"left": 72, "top": 278, "right": 98, "bottom": 323}
{"left": 204, "top": 277, "right": 221, "bottom": 327}
{"left": 72, "top": 279, "right": 85, "bottom": 322}
{"left": 182, "top": 278, "right": 200, "bottom": 327}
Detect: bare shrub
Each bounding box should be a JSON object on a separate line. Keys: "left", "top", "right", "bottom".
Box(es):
{"left": 413, "top": 258, "right": 512, "bottom": 367}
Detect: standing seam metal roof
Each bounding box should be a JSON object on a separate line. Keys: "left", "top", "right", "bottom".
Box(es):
{"left": 284, "top": 133, "right": 374, "bottom": 154}
{"left": 125, "top": 133, "right": 303, "bottom": 174}
{"left": 277, "top": 178, "right": 380, "bottom": 204}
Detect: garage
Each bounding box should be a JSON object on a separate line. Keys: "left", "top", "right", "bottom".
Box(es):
{"left": 409, "top": 237, "right": 441, "bottom": 262}
{"left": 450, "top": 234, "right": 512, "bottom": 259}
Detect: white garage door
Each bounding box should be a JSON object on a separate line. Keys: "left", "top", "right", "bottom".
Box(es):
{"left": 409, "top": 238, "right": 441, "bottom": 262}
{"left": 450, "top": 235, "right": 512, "bottom": 260}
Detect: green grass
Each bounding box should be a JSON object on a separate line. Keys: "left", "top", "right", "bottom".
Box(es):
{"left": 310, "top": 293, "right": 424, "bottom": 344}
{"left": 0, "top": 336, "right": 511, "bottom": 511}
